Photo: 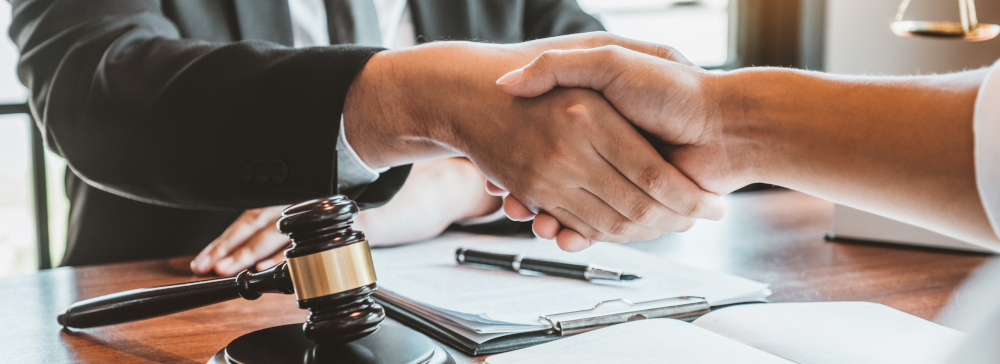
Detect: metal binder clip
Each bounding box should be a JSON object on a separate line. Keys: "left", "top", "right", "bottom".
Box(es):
{"left": 539, "top": 296, "right": 710, "bottom": 336}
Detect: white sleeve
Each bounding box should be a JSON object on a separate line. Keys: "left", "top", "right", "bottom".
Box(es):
{"left": 974, "top": 60, "right": 1000, "bottom": 242}
{"left": 336, "top": 117, "right": 386, "bottom": 189}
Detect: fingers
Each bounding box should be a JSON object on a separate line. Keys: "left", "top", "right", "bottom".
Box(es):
{"left": 497, "top": 47, "right": 623, "bottom": 98}
{"left": 553, "top": 188, "right": 665, "bottom": 244}
{"left": 503, "top": 194, "right": 536, "bottom": 221}
{"left": 191, "top": 207, "right": 283, "bottom": 274}
{"left": 592, "top": 118, "right": 727, "bottom": 222}
{"left": 486, "top": 180, "right": 507, "bottom": 196}
{"left": 489, "top": 179, "right": 537, "bottom": 221}
{"left": 213, "top": 228, "right": 290, "bottom": 276}
{"left": 530, "top": 212, "right": 587, "bottom": 254}
{"left": 535, "top": 32, "right": 694, "bottom": 66}
{"left": 531, "top": 213, "right": 561, "bottom": 239}
{"left": 582, "top": 33, "right": 694, "bottom": 66}
{"left": 556, "top": 228, "right": 591, "bottom": 252}
{"left": 497, "top": 44, "right": 690, "bottom": 98}
{"left": 255, "top": 251, "right": 286, "bottom": 272}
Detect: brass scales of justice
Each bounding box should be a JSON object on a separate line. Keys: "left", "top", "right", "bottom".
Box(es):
{"left": 890, "top": 0, "right": 999, "bottom": 41}
{"left": 57, "top": 195, "right": 454, "bottom": 364}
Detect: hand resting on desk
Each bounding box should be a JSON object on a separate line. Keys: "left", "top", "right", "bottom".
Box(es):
{"left": 190, "top": 158, "right": 502, "bottom": 276}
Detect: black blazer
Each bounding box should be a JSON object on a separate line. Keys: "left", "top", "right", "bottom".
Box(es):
{"left": 8, "top": 0, "right": 603, "bottom": 266}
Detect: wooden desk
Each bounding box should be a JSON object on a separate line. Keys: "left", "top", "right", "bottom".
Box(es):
{"left": 1, "top": 190, "right": 991, "bottom": 363}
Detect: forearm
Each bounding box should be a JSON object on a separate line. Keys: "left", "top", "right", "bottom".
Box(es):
{"left": 344, "top": 41, "right": 533, "bottom": 168}
{"left": 719, "top": 67, "right": 997, "bottom": 244}
{"left": 343, "top": 35, "right": 629, "bottom": 169}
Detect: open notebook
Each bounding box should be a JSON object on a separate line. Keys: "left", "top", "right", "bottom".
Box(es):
{"left": 486, "top": 302, "right": 964, "bottom": 364}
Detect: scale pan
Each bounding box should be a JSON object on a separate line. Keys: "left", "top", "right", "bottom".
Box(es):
{"left": 890, "top": 20, "right": 1000, "bottom": 41}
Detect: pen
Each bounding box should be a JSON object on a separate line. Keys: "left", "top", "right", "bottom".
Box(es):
{"left": 454, "top": 248, "right": 641, "bottom": 282}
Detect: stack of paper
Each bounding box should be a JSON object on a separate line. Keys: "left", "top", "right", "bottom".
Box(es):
{"left": 369, "top": 234, "right": 771, "bottom": 343}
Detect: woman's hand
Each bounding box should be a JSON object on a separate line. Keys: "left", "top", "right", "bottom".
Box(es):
{"left": 189, "top": 158, "right": 501, "bottom": 276}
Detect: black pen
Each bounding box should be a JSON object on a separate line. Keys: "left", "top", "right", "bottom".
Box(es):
{"left": 455, "top": 248, "right": 641, "bottom": 282}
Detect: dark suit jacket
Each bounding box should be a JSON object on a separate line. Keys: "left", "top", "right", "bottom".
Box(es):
{"left": 8, "top": 0, "right": 603, "bottom": 266}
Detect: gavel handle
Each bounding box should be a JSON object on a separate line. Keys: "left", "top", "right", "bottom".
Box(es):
{"left": 58, "top": 262, "right": 294, "bottom": 329}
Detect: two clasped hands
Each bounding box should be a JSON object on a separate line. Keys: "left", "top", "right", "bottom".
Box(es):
{"left": 192, "top": 33, "right": 731, "bottom": 275}
{"left": 192, "top": 31, "right": 998, "bottom": 276}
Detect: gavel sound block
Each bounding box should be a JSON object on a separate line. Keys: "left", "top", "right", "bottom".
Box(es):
{"left": 57, "top": 195, "right": 453, "bottom": 364}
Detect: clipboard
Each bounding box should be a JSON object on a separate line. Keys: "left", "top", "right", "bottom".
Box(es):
{"left": 374, "top": 295, "right": 711, "bottom": 356}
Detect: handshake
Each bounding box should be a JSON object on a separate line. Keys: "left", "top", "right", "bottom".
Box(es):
{"left": 485, "top": 34, "right": 745, "bottom": 251}
{"left": 195, "top": 30, "right": 995, "bottom": 276}
{"left": 353, "top": 32, "right": 752, "bottom": 252}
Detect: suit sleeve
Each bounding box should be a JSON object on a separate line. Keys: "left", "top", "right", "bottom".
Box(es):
{"left": 8, "top": 0, "right": 409, "bottom": 211}
{"left": 522, "top": 0, "right": 605, "bottom": 40}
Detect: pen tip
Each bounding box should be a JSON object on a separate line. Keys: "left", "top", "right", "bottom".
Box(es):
{"left": 620, "top": 274, "right": 641, "bottom": 281}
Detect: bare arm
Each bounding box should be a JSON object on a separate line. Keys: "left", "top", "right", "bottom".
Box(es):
{"left": 719, "top": 67, "right": 994, "bottom": 245}
{"left": 497, "top": 44, "right": 998, "bottom": 247}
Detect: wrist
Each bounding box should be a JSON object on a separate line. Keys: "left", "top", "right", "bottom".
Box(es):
{"left": 342, "top": 50, "right": 460, "bottom": 169}
{"left": 707, "top": 68, "right": 780, "bottom": 186}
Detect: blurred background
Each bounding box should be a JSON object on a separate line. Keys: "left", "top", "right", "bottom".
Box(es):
{"left": 0, "top": 0, "right": 998, "bottom": 276}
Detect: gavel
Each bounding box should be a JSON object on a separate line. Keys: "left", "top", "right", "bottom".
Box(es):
{"left": 57, "top": 195, "right": 384, "bottom": 345}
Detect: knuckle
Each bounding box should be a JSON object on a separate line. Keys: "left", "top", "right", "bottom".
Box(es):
{"left": 605, "top": 217, "right": 633, "bottom": 237}
{"left": 592, "top": 232, "right": 615, "bottom": 243}
{"left": 676, "top": 197, "right": 700, "bottom": 217}
{"left": 234, "top": 247, "right": 254, "bottom": 261}
{"left": 535, "top": 50, "right": 561, "bottom": 67}
{"left": 594, "top": 45, "right": 617, "bottom": 56}
{"left": 628, "top": 202, "right": 658, "bottom": 226}
{"left": 563, "top": 103, "right": 593, "bottom": 124}
{"left": 243, "top": 209, "right": 263, "bottom": 221}
{"left": 637, "top": 166, "right": 669, "bottom": 199}
{"left": 598, "top": 45, "right": 627, "bottom": 59}
{"left": 655, "top": 45, "right": 680, "bottom": 61}
{"left": 594, "top": 31, "right": 617, "bottom": 45}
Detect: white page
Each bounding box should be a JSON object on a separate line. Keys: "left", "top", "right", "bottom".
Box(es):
{"left": 371, "top": 234, "right": 770, "bottom": 327}
{"left": 485, "top": 318, "right": 792, "bottom": 364}
{"left": 692, "top": 302, "right": 964, "bottom": 364}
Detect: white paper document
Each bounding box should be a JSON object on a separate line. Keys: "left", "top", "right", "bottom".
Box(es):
{"left": 486, "top": 302, "right": 964, "bottom": 364}
{"left": 370, "top": 234, "right": 771, "bottom": 343}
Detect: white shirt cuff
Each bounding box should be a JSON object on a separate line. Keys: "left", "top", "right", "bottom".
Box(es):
{"left": 337, "top": 116, "right": 386, "bottom": 189}
{"left": 974, "top": 59, "right": 1000, "bottom": 241}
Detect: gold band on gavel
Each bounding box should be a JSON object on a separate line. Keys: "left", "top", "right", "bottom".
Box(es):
{"left": 286, "top": 241, "right": 377, "bottom": 300}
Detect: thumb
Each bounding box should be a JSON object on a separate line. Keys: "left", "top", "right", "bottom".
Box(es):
{"left": 496, "top": 47, "right": 627, "bottom": 98}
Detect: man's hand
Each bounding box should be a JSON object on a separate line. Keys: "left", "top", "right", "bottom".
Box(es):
{"left": 492, "top": 44, "right": 745, "bottom": 244}
{"left": 344, "top": 33, "right": 726, "bottom": 251}
{"left": 190, "top": 205, "right": 287, "bottom": 276}
{"left": 190, "top": 158, "right": 502, "bottom": 276}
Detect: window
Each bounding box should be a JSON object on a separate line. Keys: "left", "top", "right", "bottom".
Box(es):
{"left": 579, "top": 0, "right": 732, "bottom": 68}
{"left": 0, "top": 1, "right": 68, "bottom": 276}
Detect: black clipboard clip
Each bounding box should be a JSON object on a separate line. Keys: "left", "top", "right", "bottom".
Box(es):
{"left": 539, "top": 296, "right": 710, "bottom": 336}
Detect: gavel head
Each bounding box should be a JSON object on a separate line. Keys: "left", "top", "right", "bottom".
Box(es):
{"left": 277, "top": 195, "right": 385, "bottom": 345}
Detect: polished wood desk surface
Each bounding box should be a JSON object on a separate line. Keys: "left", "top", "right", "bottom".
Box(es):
{"left": 1, "top": 190, "right": 991, "bottom": 363}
